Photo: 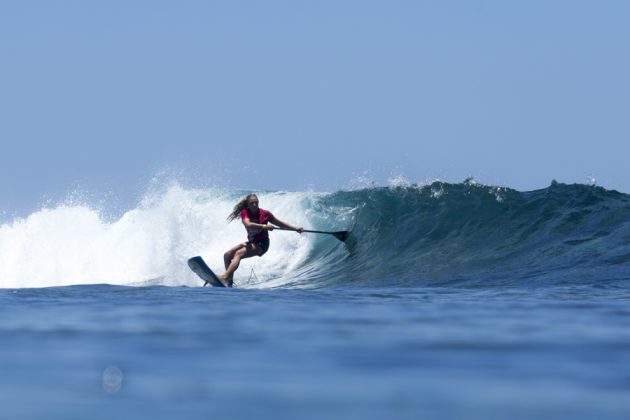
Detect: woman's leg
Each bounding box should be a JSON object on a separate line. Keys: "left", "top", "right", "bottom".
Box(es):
{"left": 224, "top": 243, "right": 246, "bottom": 269}
{"left": 219, "top": 242, "right": 261, "bottom": 286}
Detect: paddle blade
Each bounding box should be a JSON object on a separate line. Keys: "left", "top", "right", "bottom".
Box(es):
{"left": 332, "top": 231, "right": 350, "bottom": 242}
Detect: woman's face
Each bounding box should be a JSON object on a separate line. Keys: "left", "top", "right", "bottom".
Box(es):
{"left": 247, "top": 196, "right": 259, "bottom": 210}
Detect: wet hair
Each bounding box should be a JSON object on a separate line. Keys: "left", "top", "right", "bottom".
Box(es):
{"left": 227, "top": 194, "right": 258, "bottom": 222}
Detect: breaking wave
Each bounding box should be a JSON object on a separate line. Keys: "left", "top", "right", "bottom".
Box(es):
{"left": 2, "top": 180, "right": 630, "bottom": 289}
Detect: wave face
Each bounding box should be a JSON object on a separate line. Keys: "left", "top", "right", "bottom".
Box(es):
{"left": 2, "top": 181, "right": 630, "bottom": 289}
{"left": 298, "top": 181, "right": 630, "bottom": 288}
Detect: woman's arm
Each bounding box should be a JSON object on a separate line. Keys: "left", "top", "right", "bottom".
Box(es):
{"left": 242, "top": 216, "right": 274, "bottom": 230}
{"left": 268, "top": 214, "right": 304, "bottom": 233}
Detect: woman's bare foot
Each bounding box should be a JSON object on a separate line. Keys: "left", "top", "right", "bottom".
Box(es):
{"left": 217, "top": 273, "right": 232, "bottom": 288}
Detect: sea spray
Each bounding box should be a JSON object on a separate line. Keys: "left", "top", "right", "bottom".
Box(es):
{"left": 0, "top": 186, "right": 312, "bottom": 288}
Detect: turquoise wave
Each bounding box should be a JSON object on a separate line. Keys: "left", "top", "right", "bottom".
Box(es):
{"left": 287, "top": 181, "right": 630, "bottom": 288}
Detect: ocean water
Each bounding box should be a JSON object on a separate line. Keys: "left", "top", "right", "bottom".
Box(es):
{"left": 1, "top": 181, "right": 630, "bottom": 419}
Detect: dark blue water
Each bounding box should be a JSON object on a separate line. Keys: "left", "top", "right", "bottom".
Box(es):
{"left": 1, "top": 284, "right": 629, "bottom": 419}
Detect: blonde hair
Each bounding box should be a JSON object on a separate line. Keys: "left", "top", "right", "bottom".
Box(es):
{"left": 227, "top": 194, "right": 258, "bottom": 222}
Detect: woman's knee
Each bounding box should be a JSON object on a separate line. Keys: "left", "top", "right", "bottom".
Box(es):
{"left": 235, "top": 247, "right": 248, "bottom": 258}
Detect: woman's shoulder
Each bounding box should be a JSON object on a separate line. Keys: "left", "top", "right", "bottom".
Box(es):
{"left": 260, "top": 209, "right": 275, "bottom": 220}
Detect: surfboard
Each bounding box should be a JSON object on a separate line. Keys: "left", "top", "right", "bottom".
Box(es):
{"left": 187, "top": 256, "right": 226, "bottom": 287}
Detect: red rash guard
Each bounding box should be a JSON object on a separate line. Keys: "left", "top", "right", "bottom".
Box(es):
{"left": 241, "top": 208, "right": 274, "bottom": 242}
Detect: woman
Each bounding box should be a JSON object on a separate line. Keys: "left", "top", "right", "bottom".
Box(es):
{"left": 219, "top": 194, "right": 304, "bottom": 287}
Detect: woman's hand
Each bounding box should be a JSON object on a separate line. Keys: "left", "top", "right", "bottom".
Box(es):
{"left": 264, "top": 224, "right": 274, "bottom": 231}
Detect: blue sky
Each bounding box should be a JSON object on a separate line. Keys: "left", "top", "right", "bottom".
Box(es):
{"left": 1, "top": 1, "right": 629, "bottom": 215}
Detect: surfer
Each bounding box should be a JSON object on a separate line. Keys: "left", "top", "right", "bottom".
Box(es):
{"left": 218, "top": 194, "right": 304, "bottom": 287}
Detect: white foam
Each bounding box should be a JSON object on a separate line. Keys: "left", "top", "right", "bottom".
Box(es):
{"left": 0, "top": 185, "right": 314, "bottom": 288}
{"left": 387, "top": 175, "right": 411, "bottom": 189}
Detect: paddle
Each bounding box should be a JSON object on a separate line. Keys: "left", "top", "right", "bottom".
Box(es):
{"left": 274, "top": 227, "right": 350, "bottom": 242}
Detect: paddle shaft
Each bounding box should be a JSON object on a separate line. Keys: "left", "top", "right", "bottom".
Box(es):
{"left": 273, "top": 227, "right": 350, "bottom": 242}
{"left": 274, "top": 227, "right": 335, "bottom": 235}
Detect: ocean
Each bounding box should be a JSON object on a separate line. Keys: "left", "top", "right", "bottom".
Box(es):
{"left": 1, "top": 180, "right": 629, "bottom": 419}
